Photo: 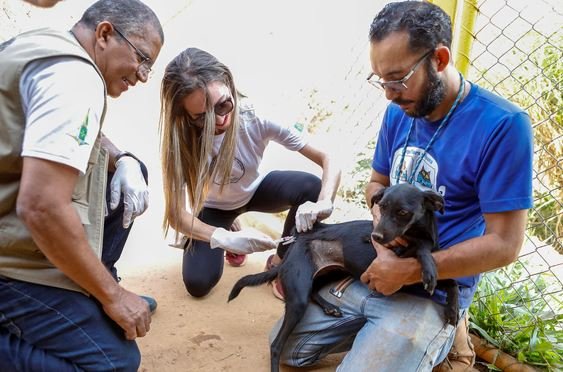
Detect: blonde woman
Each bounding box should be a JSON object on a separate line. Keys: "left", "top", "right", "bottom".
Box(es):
{"left": 160, "top": 48, "right": 341, "bottom": 298}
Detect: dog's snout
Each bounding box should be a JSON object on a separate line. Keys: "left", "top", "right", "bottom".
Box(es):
{"left": 371, "top": 232, "right": 384, "bottom": 242}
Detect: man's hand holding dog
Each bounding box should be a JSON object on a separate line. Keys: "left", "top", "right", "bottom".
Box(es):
{"left": 361, "top": 237, "right": 420, "bottom": 295}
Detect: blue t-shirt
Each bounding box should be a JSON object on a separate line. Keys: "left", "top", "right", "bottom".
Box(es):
{"left": 372, "top": 82, "right": 533, "bottom": 309}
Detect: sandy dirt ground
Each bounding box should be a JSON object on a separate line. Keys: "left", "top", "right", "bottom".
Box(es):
{"left": 120, "top": 249, "right": 345, "bottom": 372}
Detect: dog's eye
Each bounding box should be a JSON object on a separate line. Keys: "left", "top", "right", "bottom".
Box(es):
{"left": 397, "top": 210, "right": 409, "bottom": 216}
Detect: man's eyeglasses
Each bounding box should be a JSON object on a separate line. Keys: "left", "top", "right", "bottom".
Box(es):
{"left": 367, "top": 49, "right": 434, "bottom": 92}
{"left": 112, "top": 24, "right": 153, "bottom": 80}
{"left": 190, "top": 96, "right": 234, "bottom": 128}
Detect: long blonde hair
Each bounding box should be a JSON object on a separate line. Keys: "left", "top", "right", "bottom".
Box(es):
{"left": 159, "top": 48, "right": 240, "bottom": 236}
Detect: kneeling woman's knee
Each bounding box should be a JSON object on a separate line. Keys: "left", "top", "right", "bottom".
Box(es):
{"left": 183, "top": 274, "right": 221, "bottom": 298}
{"left": 181, "top": 242, "right": 224, "bottom": 297}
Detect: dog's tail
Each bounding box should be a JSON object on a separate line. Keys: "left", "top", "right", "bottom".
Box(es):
{"left": 228, "top": 266, "right": 279, "bottom": 302}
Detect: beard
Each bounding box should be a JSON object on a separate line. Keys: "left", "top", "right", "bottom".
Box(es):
{"left": 402, "top": 63, "right": 446, "bottom": 118}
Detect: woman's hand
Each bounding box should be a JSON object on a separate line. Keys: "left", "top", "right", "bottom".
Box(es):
{"left": 295, "top": 199, "right": 333, "bottom": 232}
{"left": 230, "top": 218, "right": 242, "bottom": 232}
{"left": 210, "top": 227, "right": 277, "bottom": 254}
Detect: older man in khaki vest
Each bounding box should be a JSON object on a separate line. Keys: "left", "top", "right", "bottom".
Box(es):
{"left": 0, "top": 0, "right": 163, "bottom": 370}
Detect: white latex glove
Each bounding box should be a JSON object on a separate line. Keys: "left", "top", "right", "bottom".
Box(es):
{"left": 230, "top": 218, "right": 242, "bottom": 232}
{"left": 110, "top": 156, "right": 149, "bottom": 229}
{"left": 210, "top": 227, "right": 277, "bottom": 255}
{"left": 295, "top": 199, "right": 333, "bottom": 233}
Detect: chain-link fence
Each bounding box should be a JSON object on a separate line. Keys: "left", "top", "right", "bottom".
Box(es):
{"left": 465, "top": 1, "right": 561, "bottom": 370}
{"left": 312, "top": 0, "right": 562, "bottom": 370}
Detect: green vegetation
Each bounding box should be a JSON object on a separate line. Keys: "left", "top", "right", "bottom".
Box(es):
{"left": 470, "top": 264, "right": 563, "bottom": 370}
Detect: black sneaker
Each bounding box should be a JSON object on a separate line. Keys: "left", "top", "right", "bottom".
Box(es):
{"left": 141, "top": 295, "right": 157, "bottom": 314}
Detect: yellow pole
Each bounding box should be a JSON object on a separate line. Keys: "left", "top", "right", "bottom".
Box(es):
{"left": 428, "top": 0, "right": 458, "bottom": 28}
{"left": 455, "top": 0, "right": 478, "bottom": 76}
{"left": 427, "top": 0, "right": 478, "bottom": 77}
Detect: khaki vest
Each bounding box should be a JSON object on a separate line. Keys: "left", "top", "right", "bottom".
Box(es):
{"left": 0, "top": 28, "right": 108, "bottom": 293}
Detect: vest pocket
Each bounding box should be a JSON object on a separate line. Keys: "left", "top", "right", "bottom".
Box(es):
{"left": 71, "top": 201, "right": 90, "bottom": 225}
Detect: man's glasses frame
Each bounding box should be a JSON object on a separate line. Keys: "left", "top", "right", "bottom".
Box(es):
{"left": 111, "top": 24, "right": 153, "bottom": 79}
{"left": 189, "top": 96, "right": 234, "bottom": 128}
{"left": 367, "top": 49, "right": 434, "bottom": 92}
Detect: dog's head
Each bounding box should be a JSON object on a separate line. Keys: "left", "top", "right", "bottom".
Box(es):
{"left": 370, "top": 183, "right": 444, "bottom": 244}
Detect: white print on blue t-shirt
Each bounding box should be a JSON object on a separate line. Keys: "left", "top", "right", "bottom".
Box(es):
{"left": 391, "top": 146, "right": 443, "bottom": 195}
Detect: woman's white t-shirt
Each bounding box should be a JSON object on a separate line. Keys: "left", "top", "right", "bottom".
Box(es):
{"left": 204, "top": 102, "right": 306, "bottom": 210}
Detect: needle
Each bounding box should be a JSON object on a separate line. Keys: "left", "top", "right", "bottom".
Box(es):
{"left": 274, "top": 236, "right": 296, "bottom": 245}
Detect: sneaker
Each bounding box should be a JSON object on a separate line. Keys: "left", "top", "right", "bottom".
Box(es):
{"left": 271, "top": 277, "right": 285, "bottom": 301}
{"left": 141, "top": 295, "right": 158, "bottom": 314}
{"left": 225, "top": 252, "right": 247, "bottom": 267}
{"left": 264, "top": 254, "right": 276, "bottom": 271}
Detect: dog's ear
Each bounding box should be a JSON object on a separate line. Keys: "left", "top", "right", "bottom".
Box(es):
{"left": 423, "top": 191, "right": 445, "bottom": 214}
{"left": 370, "top": 187, "right": 386, "bottom": 207}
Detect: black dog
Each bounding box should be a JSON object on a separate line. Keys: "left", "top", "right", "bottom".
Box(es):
{"left": 228, "top": 183, "right": 459, "bottom": 372}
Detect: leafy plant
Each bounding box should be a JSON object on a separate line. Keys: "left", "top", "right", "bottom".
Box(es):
{"left": 470, "top": 264, "right": 563, "bottom": 371}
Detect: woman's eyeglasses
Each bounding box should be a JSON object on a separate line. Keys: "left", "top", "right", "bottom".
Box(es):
{"left": 190, "top": 96, "right": 234, "bottom": 128}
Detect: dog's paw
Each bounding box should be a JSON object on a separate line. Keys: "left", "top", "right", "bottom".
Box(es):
{"left": 444, "top": 307, "right": 459, "bottom": 326}
{"left": 323, "top": 305, "right": 343, "bottom": 318}
{"left": 422, "top": 271, "right": 437, "bottom": 295}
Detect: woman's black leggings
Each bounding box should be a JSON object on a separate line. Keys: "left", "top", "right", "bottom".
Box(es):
{"left": 182, "top": 170, "right": 321, "bottom": 297}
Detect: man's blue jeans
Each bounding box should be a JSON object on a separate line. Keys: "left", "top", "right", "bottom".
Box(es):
{"left": 270, "top": 278, "right": 462, "bottom": 372}
{"left": 0, "top": 162, "right": 148, "bottom": 371}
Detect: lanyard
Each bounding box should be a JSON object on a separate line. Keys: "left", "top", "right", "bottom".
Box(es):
{"left": 395, "top": 72, "right": 465, "bottom": 184}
